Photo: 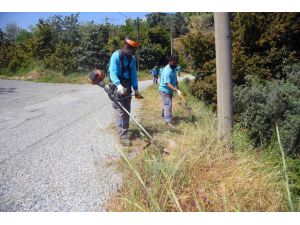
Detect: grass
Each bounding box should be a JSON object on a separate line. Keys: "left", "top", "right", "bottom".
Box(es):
{"left": 0, "top": 64, "right": 90, "bottom": 84}
{"left": 107, "top": 82, "right": 297, "bottom": 212}
{"left": 137, "top": 70, "right": 153, "bottom": 81}
{"left": 1, "top": 67, "right": 153, "bottom": 84}
{"left": 275, "top": 123, "right": 295, "bottom": 211}
{"left": 35, "top": 70, "right": 90, "bottom": 84}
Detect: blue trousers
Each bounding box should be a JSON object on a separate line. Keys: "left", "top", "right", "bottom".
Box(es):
{"left": 160, "top": 91, "right": 173, "bottom": 123}
{"left": 153, "top": 75, "right": 158, "bottom": 85}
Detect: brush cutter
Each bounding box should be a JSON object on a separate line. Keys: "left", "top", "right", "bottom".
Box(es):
{"left": 88, "top": 70, "right": 153, "bottom": 141}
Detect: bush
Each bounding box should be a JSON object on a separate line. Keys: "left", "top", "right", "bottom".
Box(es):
{"left": 189, "top": 74, "right": 217, "bottom": 110}
{"left": 43, "top": 42, "right": 76, "bottom": 74}
{"left": 234, "top": 63, "right": 300, "bottom": 155}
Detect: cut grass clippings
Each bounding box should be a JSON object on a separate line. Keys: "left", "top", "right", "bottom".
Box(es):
{"left": 107, "top": 82, "right": 290, "bottom": 212}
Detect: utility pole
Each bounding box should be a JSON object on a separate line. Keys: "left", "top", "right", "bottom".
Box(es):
{"left": 137, "top": 17, "right": 140, "bottom": 72}
{"left": 214, "top": 12, "right": 233, "bottom": 138}
{"left": 170, "top": 14, "right": 173, "bottom": 55}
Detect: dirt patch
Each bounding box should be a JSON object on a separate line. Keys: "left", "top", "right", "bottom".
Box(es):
{"left": 24, "top": 71, "right": 43, "bottom": 80}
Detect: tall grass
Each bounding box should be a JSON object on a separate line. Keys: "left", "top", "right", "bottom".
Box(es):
{"left": 108, "top": 83, "right": 290, "bottom": 212}
{"left": 35, "top": 70, "right": 89, "bottom": 84}
{"left": 275, "top": 123, "right": 294, "bottom": 211}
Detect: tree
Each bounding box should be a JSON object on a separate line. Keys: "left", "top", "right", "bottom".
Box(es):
{"left": 182, "top": 31, "right": 215, "bottom": 78}
{"left": 148, "top": 26, "right": 170, "bottom": 50}
{"left": 231, "top": 13, "right": 300, "bottom": 83}
{"left": 139, "top": 43, "right": 164, "bottom": 69}
{"left": 32, "top": 19, "right": 58, "bottom": 60}
{"left": 73, "top": 25, "right": 110, "bottom": 71}
{"left": 0, "top": 28, "right": 10, "bottom": 70}
{"left": 5, "top": 23, "right": 21, "bottom": 42}
{"left": 16, "top": 29, "right": 32, "bottom": 43}
{"left": 43, "top": 41, "right": 76, "bottom": 74}
{"left": 0, "top": 28, "right": 5, "bottom": 44}
{"left": 46, "top": 13, "right": 80, "bottom": 46}
{"left": 172, "top": 13, "right": 189, "bottom": 37}
{"left": 146, "top": 13, "right": 169, "bottom": 29}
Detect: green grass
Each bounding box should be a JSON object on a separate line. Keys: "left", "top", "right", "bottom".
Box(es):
{"left": 107, "top": 82, "right": 299, "bottom": 212}
{"left": 0, "top": 65, "right": 90, "bottom": 84}
{"left": 0, "top": 63, "right": 44, "bottom": 79}
{"left": 137, "top": 70, "right": 153, "bottom": 81}
{"left": 36, "top": 70, "right": 89, "bottom": 84}
{"left": 1, "top": 67, "right": 153, "bottom": 84}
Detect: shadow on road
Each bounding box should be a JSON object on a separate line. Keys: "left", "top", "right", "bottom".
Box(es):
{"left": 0, "top": 86, "right": 17, "bottom": 95}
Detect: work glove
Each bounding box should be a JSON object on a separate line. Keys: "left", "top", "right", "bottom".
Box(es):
{"left": 177, "top": 89, "right": 183, "bottom": 97}
{"left": 134, "top": 90, "right": 143, "bottom": 99}
{"left": 117, "top": 84, "right": 126, "bottom": 95}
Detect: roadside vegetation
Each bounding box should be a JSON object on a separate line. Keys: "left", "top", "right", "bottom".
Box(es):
{"left": 108, "top": 81, "right": 299, "bottom": 211}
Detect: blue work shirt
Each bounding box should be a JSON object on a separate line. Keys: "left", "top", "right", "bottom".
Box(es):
{"left": 159, "top": 65, "right": 178, "bottom": 95}
{"left": 152, "top": 67, "right": 160, "bottom": 76}
{"left": 159, "top": 68, "right": 163, "bottom": 75}
{"left": 108, "top": 50, "right": 138, "bottom": 90}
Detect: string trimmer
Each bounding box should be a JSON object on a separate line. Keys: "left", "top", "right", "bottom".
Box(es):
{"left": 88, "top": 70, "right": 154, "bottom": 141}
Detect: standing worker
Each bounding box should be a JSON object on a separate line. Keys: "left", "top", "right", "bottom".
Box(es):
{"left": 176, "top": 65, "right": 181, "bottom": 77}
{"left": 151, "top": 65, "right": 160, "bottom": 85}
{"left": 108, "top": 37, "right": 142, "bottom": 146}
{"left": 159, "top": 54, "right": 182, "bottom": 125}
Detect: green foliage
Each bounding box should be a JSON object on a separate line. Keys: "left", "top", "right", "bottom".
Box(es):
{"left": 32, "top": 20, "right": 58, "bottom": 60}
{"left": 145, "top": 12, "right": 188, "bottom": 38}
{"left": 7, "top": 44, "right": 32, "bottom": 72}
{"left": 231, "top": 13, "right": 300, "bottom": 84}
{"left": 146, "top": 13, "right": 170, "bottom": 29}
{"left": 148, "top": 26, "right": 170, "bottom": 50}
{"left": 182, "top": 31, "right": 216, "bottom": 107}
{"left": 184, "top": 13, "right": 214, "bottom": 32}
{"left": 73, "top": 25, "right": 110, "bottom": 71}
{"left": 182, "top": 31, "right": 215, "bottom": 77}
{"left": 139, "top": 43, "right": 164, "bottom": 69}
{"left": 172, "top": 13, "right": 189, "bottom": 38}
{"left": 189, "top": 74, "right": 217, "bottom": 110}
{"left": 1, "top": 12, "right": 189, "bottom": 76}
{"left": 43, "top": 42, "right": 76, "bottom": 74}
{"left": 181, "top": 13, "right": 300, "bottom": 155}
{"left": 233, "top": 63, "right": 300, "bottom": 155}
{"left": 16, "top": 29, "right": 32, "bottom": 43}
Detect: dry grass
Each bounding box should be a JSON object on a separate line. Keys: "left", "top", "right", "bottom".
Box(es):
{"left": 107, "top": 83, "right": 288, "bottom": 212}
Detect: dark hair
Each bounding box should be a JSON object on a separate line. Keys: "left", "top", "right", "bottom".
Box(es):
{"left": 169, "top": 54, "right": 179, "bottom": 62}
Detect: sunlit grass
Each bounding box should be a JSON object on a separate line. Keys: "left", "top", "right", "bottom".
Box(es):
{"left": 107, "top": 82, "right": 291, "bottom": 211}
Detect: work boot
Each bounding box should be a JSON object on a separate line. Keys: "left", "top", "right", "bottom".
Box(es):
{"left": 165, "top": 122, "right": 176, "bottom": 129}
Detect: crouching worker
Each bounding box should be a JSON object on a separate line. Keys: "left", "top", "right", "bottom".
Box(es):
{"left": 159, "top": 54, "right": 182, "bottom": 125}
{"left": 108, "top": 37, "right": 142, "bottom": 146}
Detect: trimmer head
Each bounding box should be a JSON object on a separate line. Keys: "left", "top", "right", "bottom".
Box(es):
{"left": 88, "top": 70, "right": 105, "bottom": 86}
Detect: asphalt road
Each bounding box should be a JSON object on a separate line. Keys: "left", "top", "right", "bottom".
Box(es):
{"left": 0, "top": 75, "right": 192, "bottom": 211}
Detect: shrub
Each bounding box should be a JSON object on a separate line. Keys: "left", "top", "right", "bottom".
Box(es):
{"left": 233, "top": 63, "right": 300, "bottom": 155}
